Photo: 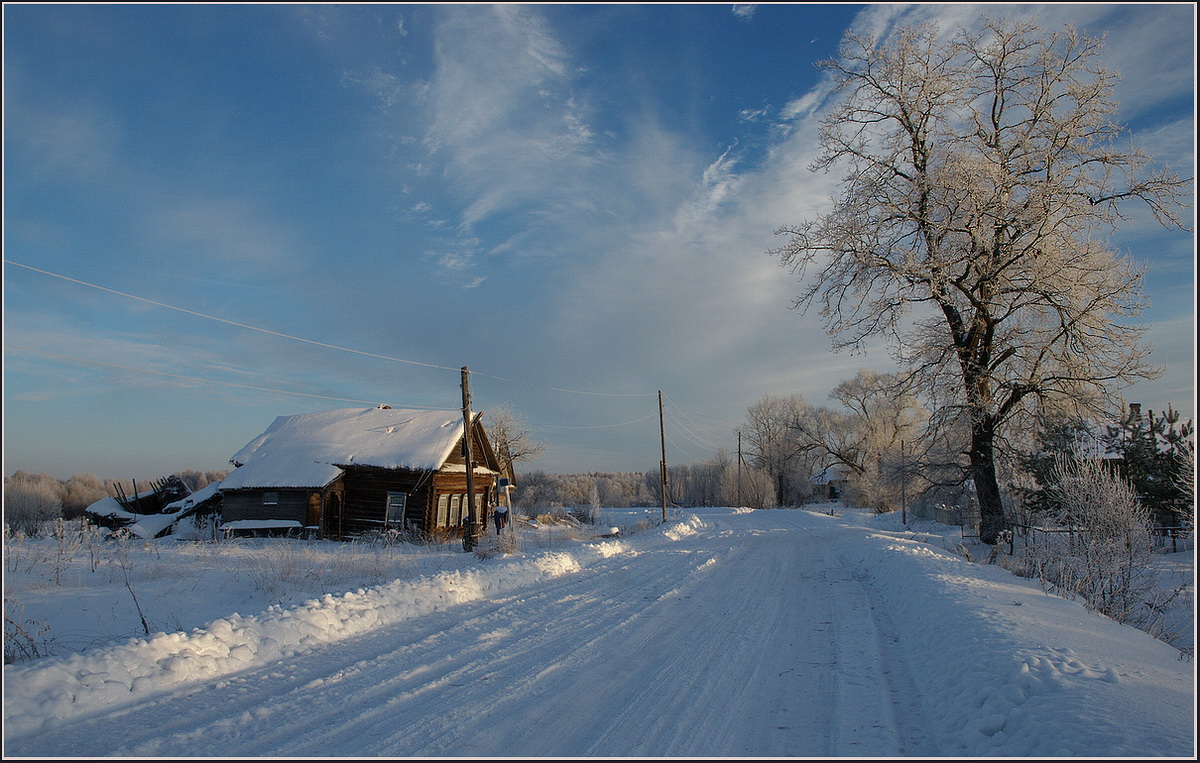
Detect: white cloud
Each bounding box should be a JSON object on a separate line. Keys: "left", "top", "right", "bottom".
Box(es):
{"left": 341, "top": 68, "right": 405, "bottom": 114}
{"left": 732, "top": 5, "right": 757, "bottom": 22}
{"left": 420, "top": 7, "right": 601, "bottom": 229}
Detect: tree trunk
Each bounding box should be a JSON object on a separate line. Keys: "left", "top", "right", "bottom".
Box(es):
{"left": 970, "top": 419, "right": 1007, "bottom": 544}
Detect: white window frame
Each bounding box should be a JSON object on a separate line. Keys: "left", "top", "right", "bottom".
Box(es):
{"left": 385, "top": 491, "right": 407, "bottom": 527}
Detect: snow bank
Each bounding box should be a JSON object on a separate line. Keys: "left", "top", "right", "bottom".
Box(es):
{"left": 4, "top": 508, "right": 1192, "bottom": 757}
{"left": 1, "top": 531, "right": 642, "bottom": 737}
{"left": 835, "top": 526, "right": 1193, "bottom": 757}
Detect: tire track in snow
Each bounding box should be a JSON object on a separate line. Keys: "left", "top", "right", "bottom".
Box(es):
{"left": 5, "top": 511, "right": 937, "bottom": 757}
{"left": 832, "top": 542, "right": 935, "bottom": 756}
{"left": 569, "top": 527, "right": 841, "bottom": 757}
{"left": 10, "top": 530, "right": 719, "bottom": 757}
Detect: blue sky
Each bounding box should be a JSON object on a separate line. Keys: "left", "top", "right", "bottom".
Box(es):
{"left": 4, "top": 3, "right": 1195, "bottom": 480}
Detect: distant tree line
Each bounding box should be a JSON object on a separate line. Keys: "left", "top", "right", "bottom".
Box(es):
{"left": 729, "top": 369, "right": 1193, "bottom": 532}
{"left": 511, "top": 459, "right": 779, "bottom": 515}
{"left": 508, "top": 367, "right": 1192, "bottom": 540}
{"left": 5, "top": 386, "right": 1191, "bottom": 541}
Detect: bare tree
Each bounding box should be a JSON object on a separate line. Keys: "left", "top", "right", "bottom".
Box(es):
{"left": 741, "top": 394, "right": 815, "bottom": 505}
{"left": 483, "top": 406, "right": 546, "bottom": 478}
{"left": 827, "top": 370, "right": 928, "bottom": 510}
{"left": 772, "top": 19, "right": 1191, "bottom": 543}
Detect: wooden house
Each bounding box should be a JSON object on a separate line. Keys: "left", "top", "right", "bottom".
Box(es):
{"left": 218, "top": 405, "right": 507, "bottom": 539}
{"left": 812, "top": 464, "right": 851, "bottom": 501}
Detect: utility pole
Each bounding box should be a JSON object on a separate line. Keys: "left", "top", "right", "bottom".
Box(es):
{"left": 659, "top": 390, "right": 668, "bottom": 523}
{"left": 737, "top": 428, "right": 743, "bottom": 508}
{"left": 901, "top": 439, "right": 907, "bottom": 526}
{"left": 461, "top": 366, "right": 477, "bottom": 552}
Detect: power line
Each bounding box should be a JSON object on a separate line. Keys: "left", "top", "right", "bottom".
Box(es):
{"left": 4, "top": 343, "right": 652, "bottom": 431}
{"left": 662, "top": 427, "right": 704, "bottom": 464}
{"left": 664, "top": 408, "right": 726, "bottom": 452}
{"left": 5, "top": 259, "right": 463, "bottom": 373}
{"left": 662, "top": 392, "right": 744, "bottom": 428}
{"left": 6, "top": 258, "right": 657, "bottom": 399}
{"left": 10, "top": 339, "right": 741, "bottom": 467}
{"left": 4, "top": 344, "right": 430, "bottom": 407}
{"left": 536, "top": 413, "right": 659, "bottom": 430}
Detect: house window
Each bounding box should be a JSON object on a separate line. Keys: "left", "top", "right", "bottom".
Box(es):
{"left": 263, "top": 491, "right": 279, "bottom": 506}
{"left": 433, "top": 492, "right": 482, "bottom": 528}
{"left": 437, "top": 494, "right": 449, "bottom": 527}
{"left": 385, "top": 491, "right": 407, "bottom": 527}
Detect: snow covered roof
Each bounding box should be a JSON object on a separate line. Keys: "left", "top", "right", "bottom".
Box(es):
{"left": 127, "top": 513, "right": 183, "bottom": 540}
{"left": 812, "top": 465, "right": 851, "bottom": 484}
{"left": 84, "top": 495, "right": 132, "bottom": 520}
{"left": 221, "top": 406, "right": 470, "bottom": 490}
{"left": 163, "top": 480, "right": 221, "bottom": 511}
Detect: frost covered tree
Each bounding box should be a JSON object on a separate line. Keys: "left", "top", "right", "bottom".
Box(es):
{"left": 1041, "top": 454, "right": 1153, "bottom": 623}
{"left": 741, "top": 394, "right": 816, "bottom": 505}
{"left": 3, "top": 476, "right": 63, "bottom": 535}
{"left": 483, "top": 406, "right": 546, "bottom": 478}
{"left": 772, "top": 19, "right": 1191, "bottom": 543}
{"left": 817, "top": 370, "right": 927, "bottom": 510}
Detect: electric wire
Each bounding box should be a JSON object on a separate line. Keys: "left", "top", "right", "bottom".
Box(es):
{"left": 6, "top": 260, "right": 746, "bottom": 448}
{"left": 661, "top": 428, "right": 703, "bottom": 464}
{"left": 5, "top": 259, "right": 656, "bottom": 399}
{"left": 660, "top": 393, "right": 738, "bottom": 454}
{"left": 662, "top": 392, "right": 744, "bottom": 428}
{"left": 664, "top": 408, "right": 725, "bottom": 453}
{"left": 3, "top": 344, "right": 441, "bottom": 407}
{"left": 536, "top": 413, "right": 660, "bottom": 430}
{"left": 5, "top": 260, "right": 463, "bottom": 373}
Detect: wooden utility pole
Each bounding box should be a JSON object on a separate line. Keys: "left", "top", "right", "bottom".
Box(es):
{"left": 461, "top": 366, "right": 477, "bottom": 552}
{"left": 901, "top": 439, "right": 907, "bottom": 527}
{"left": 729, "top": 427, "right": 739, "bottom": 508}
{"left": 659, "top": 390, "right": 668, "bottom": 523}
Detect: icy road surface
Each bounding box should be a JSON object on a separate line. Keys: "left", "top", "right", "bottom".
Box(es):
{"left": 3, "top": 507, "right": 1193, "bottom": 757}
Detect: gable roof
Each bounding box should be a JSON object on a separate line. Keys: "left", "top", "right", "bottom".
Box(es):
{"left": 221, "top": 406, "right": 471, "bottom": 490}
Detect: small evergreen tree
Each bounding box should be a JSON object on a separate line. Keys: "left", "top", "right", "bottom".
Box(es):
{"left": 1102, "top": 405, "right": 1194, "bottom": 531}
{"left": 1016, "top": 414, "right": 1099, "bottom": 520}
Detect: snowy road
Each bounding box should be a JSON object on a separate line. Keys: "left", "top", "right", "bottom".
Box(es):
{"left": 4, "top": 507, "right": 1193, "bottom": 757}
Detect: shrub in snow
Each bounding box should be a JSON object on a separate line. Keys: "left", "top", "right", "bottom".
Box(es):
{"left": 3, "top": 481, "right": 63, "bottom": 536}
{"left": 1019, "top": 455, "right": 1154, "bottom": 625}
{"left": 240, "top": 538, "right": 420, "bottom": 594}
{"left": 3, "top": 595, "right": 53, "bottom": 664}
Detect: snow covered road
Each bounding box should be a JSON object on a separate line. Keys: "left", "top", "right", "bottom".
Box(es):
{"left": 4, "top": 507, "right": 1193, "bottom": 757}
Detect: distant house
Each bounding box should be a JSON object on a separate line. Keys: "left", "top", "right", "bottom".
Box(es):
{"left": 812, "top": 464, "right": 851, "bottom": 500}
{"left": 218, "top": 405, "right": 507, "bottom": 539}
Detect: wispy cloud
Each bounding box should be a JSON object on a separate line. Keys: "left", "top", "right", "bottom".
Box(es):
{"left": 424, "top": 6, "right": 597, "bottom": 228}
{"left": 3, "top": 87, "right": 120, "bottom": 181}
{"left": 151, "top": 199, "right": 300, "bottom": 268}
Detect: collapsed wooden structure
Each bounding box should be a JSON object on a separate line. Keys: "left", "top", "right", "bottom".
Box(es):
{"left": 84, "top": 475, "right": 222, "bottom": 538}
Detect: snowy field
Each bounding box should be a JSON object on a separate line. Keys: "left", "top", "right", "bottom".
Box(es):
{"left": 3, "top": 505, "right": 1194, "bottom": 757}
